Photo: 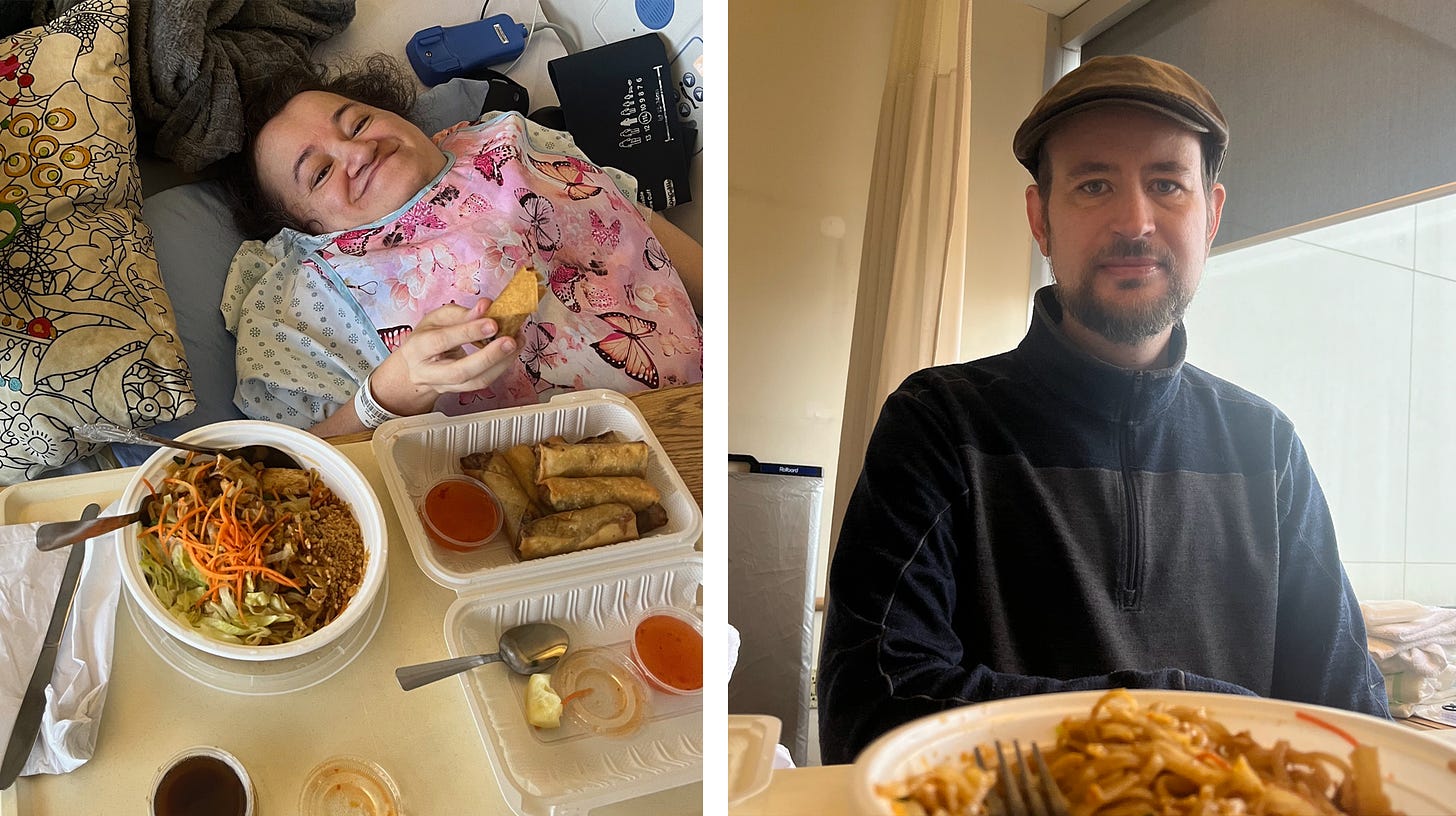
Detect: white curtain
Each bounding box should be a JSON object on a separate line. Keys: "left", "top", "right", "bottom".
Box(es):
{"left": 828, "top": 0, "right": 973, "bottom": 561}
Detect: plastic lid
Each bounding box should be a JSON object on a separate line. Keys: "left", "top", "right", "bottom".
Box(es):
{"left": 298, "top": 756, "right": 401, "bottom": 816}
{"left": 126, "top": 574, "right": 388, "bottom": 696}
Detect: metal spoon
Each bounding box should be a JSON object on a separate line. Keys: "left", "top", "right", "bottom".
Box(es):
{"left": 35, "top": 493, "right": 162, "bottom": 552}
{"left": 395, "top": 622, "right": 570, "bottom": 691}
{"left": 71, "top": 422, "right": 302, "bottom": 470}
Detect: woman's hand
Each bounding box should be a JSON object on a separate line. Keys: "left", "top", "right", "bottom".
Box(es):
{"left": 370, "top": 299, "right": 517, "bottom": 416}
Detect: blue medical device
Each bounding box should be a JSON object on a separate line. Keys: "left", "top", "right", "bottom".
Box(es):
{"left": 407, "top": 14, "right": 529, "bottom": 87}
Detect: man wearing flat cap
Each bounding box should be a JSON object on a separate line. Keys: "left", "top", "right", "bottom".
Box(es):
{"left": 817, "top": 55, "right": 1387, "bottom": 764}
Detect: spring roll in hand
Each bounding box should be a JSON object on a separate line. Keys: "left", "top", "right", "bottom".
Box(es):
{"left": 484, "top": 265, "right": 544, "bottom": 338}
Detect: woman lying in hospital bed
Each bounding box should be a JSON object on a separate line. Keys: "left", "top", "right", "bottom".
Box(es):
{"left": 221, "top": 55, "right": 704, "bottom": 435}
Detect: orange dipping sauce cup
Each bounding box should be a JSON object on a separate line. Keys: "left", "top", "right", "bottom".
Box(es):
{"left": 629, "top": 606, "right": 704, "bottom": 696}
{"left": 420, "top": 475, "right": 503, "bottom": 552}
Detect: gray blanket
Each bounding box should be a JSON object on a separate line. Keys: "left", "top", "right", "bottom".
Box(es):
{"left": 49, "top": 0, "right": 355, "bottom": 173}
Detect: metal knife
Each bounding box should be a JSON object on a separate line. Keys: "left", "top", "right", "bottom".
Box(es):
{"left": 0, "top": 502, "right": 101, "bottom": 790}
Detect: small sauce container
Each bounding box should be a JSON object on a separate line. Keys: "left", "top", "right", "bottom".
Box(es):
{"left": 150, "top": 746, "right": 254, "bottom": 816}
{"left": 420, "top": 475, "right": 502, "bottom": 552}
{"left": 630, "top": 606, "right": 704, "bottom": 695}
{"left": 552, "top": 647, "right": 650, "bottom": 737}
{"left": 299, "top": 755, "right": 401, "bottom": 816}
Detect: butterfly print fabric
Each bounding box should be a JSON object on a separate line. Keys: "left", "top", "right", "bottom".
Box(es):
{"left": 591, "top": 312, "right": 661, "bottom": 388}
{"left": 294, "top": 113, "right": 701, "bottom": 413}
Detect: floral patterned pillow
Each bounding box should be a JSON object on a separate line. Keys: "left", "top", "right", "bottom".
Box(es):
{"left": 0, "top": 0, "right": 193, "bottom": 484}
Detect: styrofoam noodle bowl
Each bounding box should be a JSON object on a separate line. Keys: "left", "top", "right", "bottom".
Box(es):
{"left": 115, "top": 420, "right": 387, "bottom": 662}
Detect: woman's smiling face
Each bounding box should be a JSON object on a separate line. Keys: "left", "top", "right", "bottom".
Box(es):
{"left": 254, "top": 90, "right": 447, "bottom": 234}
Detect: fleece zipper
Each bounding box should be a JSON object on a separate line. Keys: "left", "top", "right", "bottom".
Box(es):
{"left": 1118, "top": 372, "right": 1144, "bottom": 610}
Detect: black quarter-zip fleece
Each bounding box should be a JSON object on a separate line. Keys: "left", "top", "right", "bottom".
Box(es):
{"left": 817, "top": 285, "right": 1389, "bottom": 765}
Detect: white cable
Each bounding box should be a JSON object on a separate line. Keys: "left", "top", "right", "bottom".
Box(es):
{"left": 534, "top": 21, "right": 578, "bottom": 54}
{"left": 497, "top": 1, "right": 542, "bottom": 76}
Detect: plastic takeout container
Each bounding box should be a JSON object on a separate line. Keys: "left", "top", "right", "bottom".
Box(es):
{"left": 371, "top": 391, "right": 703, "bottom": 816}
{"left": 371, "top": 389, "right": 702, "bottom": 592}
{"left": 727, "top": 715, "right": 781, "bottom": 806}
{"left": 116, "top": 421, "right": 388, "bottom": 663}
{"left": 445, "top": 551, "right": 704, "bottom": 816}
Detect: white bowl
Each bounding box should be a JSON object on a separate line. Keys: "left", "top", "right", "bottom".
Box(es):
{"left": 852, "top": 690, "right": 1456, "bottom": 816}
{"left": 116, "top": 421, "right": 387, "bottom": 662}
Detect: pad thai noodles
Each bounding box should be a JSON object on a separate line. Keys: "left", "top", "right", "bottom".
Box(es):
{"left": 878, "top": 689, "right": 1401, "bottom": 816}
{"left": 137, "top": 453, "right": 367, "bottom": 646}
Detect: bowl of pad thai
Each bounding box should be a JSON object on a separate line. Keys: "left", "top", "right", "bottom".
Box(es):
{"left": 115, "top": 421, "right": 387, "bottom": 662}
{"left": 854, "top": 688, "right": 1456, "bottom": 816}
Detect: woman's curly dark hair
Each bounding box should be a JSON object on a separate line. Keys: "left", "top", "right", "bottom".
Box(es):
{"left": 224, "top": 53, "right": 420, "bottom": 239}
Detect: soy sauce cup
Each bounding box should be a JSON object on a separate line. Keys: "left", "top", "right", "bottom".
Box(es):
{"left": 149, "top": 746, "right": 255, "bottom": 816}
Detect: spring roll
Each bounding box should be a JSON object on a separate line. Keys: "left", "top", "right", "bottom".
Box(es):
{"left": 484, "top": 265, "right": 543, "bottom": 338}
{"left": 538, "top": 476, "right": 661, "bottom": 512}
{"left": 476, "top": 470, "right": 532, "bottom": 546}
{"left": 460, "top": 452, "right": 490, "bottom": 471}
{"left": 635, "top": 502, "right": 669, "bottom": 535}
{"left": 486, "top": 451, "right": 546, "bottom": 516}
{"left": 518, "top": 503, "right": 638, "bottom": 560}
{"left": 462, "top": 452, "right": 496, "bottom": 498}
{"left": 500, "top": 444, "right": 541, "bottom": 498}
{"left": 536, "top": 440, "right": 650, "bottom": 480}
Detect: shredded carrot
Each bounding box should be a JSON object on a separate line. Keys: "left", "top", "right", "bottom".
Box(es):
{"left": 145, "top": 456, "right": 305, "bottom": 610}
{"left": 1296, "top": 710, "right": 1360, "bottom": 748}
{"left": 164, "top": 475, "right": 203, "bottom": 506}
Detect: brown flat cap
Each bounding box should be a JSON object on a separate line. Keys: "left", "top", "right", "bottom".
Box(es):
{"left": 1013, "top": 55, "right": 1228, "bottom": 180}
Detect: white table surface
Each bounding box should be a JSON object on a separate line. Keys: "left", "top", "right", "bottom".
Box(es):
{"left": 0, "top": 443, "right": 700, "bottom": 815}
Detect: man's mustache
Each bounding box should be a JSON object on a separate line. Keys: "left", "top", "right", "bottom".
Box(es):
{"left": 1091, "top": 238, "right": 1175, "bottom": 269}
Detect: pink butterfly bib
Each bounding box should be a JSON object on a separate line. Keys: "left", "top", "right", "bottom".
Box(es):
{"left": 302, "top": 114, "right": 703, "bottom": 413}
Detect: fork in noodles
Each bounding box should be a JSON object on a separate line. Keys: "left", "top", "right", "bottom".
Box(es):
{"left": 877, "top": 689, "right": 1401, "bottom": 816}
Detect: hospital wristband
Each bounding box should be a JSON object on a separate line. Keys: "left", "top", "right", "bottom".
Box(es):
{"left": 353, "top": 372, "right": 404, "bottom": 430}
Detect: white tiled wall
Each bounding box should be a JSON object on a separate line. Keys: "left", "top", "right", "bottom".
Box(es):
{"left": 1183, "top": 195, "right": 1456, "bottom": 606}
